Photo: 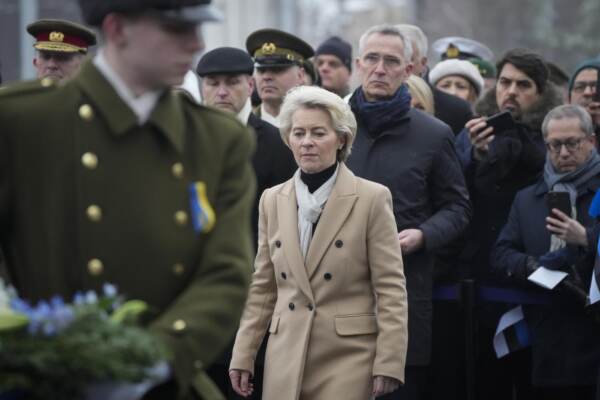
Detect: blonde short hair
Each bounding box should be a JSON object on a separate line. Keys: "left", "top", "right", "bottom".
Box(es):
{"left": 279, "top": 86, "right": 357, "bottom": 162}
{"left": 406, "top": 75, "right": 435, "bottom": 115}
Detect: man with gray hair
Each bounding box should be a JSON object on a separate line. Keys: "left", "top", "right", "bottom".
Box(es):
{"left": 396, "top": 24, "right": 473, "bottom": 135}
{"left": 346, "top": 23, "right": 472, "bottom": 400}
{"left": 492, "top": 104, "right": 600, "bottom": 398}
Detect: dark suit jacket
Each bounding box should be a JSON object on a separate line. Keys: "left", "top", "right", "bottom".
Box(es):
{"left": 247, "top": 113, "right": 297, "bottom": 247}
{"left": 432, "top": 87, "right": 474, "bottom": 135}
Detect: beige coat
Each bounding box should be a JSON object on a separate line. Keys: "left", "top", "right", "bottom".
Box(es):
{"left": 230, "top": 163, "right": 408, "bottom": 400}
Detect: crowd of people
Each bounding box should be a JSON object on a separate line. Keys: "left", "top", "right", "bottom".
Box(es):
{"left": 1, "top": 0, "right": 600, "bottom": 399}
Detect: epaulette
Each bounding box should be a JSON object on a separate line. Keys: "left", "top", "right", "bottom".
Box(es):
{"left": 0, "top": 77, "right": 58, "bottom": 98}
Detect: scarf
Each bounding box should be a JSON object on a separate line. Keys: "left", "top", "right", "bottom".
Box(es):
{"left": 349, "top": 84, "right": 412, "bottom": 136}
{"left": 543, "top": 148, "right": 600, "bottom": 250}
{"left": 294, "top": 164, "right": 339, "bottom": 260}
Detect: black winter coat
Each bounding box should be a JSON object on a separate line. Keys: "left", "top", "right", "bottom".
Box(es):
{"left": 432, "top": 87, "right": 474, "bottom": 135}
{"left": 491, "top": 176, "right": 600, "bottom": 386}
{"left": 347, "top": 102, "right": 472, "bottom": 366}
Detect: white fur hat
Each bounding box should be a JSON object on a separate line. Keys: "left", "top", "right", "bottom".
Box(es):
{"left": 429, "top": 59, "right": 485, "bottom": 96}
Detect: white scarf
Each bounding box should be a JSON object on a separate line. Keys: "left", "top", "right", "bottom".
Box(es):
{"left": 294, "top": 165, "right": 339, "bottom": 260}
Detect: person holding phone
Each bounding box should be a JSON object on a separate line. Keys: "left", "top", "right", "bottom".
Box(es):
{"left": 492, "top": 104, "right": 600, "bottom": 399}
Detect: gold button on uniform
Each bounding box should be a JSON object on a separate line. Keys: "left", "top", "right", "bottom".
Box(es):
{"left": 173, "top": 319, "right": 187, "bottom": 332}
{"left": 79, "top": 104, "right": 94, "bottom": 121}
{"left": 172, "top": 163, "right": 184, "bottom": 179}
{"left": 174, "top": 211, "right": 188, "bottom": 227}
{"left": 86, "top": 205, "right": 102, "bottom": 222}
{"left": 81, "top": 152, "right": 98, "bottom": 169}
{"left": 40, "top": 77, "right": 54, "bottom": 87}
{"left": 87, "top": 258, "right": 104, "bottom": 276}
{"left": 173, "top": 263, "right": 185, "bottom": 276}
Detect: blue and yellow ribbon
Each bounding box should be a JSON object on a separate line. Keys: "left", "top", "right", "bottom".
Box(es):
{"left": 188, "top": 182, "right": 216, "bottom": 234}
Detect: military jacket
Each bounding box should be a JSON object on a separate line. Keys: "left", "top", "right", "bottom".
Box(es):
{"left": 0, "top": 62, "right": 255, "bottom": 399}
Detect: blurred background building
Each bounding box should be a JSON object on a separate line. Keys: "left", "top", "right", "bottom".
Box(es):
{"left": 1, "top": 0, "right": 598, "bottom": 84}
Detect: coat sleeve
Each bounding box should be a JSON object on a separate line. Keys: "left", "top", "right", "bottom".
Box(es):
{"left": 490, "top": 192, "right": 531, "bottom": 281}
{"left": 418, "top": 131, "right": 472, "bottom": 251}
{"left": 148, "top": 126, "right": 256, "bottom": 395}
{"left": 368, "top": 187, "right": 408, "bottom": 383}
{"left": 230, "top": 189, "right": 278, "bottom": 375}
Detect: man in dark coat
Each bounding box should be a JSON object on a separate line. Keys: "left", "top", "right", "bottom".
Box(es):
{"left": 0, "top": 2, "right": 254, "bottom": 399}
{"left": 454, "top": 48, "right": 564, "bottom": 400}
{"left": 196, "top": 46, "right": 296, "bottom": 400}
{"left": 492, "top": 104, "right": 600, "bottom": 399}
{"left": 346, "top": 24, "right": 472, "bottom": 400}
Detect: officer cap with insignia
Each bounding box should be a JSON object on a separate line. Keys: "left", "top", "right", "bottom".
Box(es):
{"left": 196, "top": 47, "right": 254, "bottom": 77}
{"left": 27, "top": 19, "right": 96, "bottom": 54}
{"left": 432, "top": 36, "right": 494, "bottom": 62}
{"left": 468, "top": 58, "right": 497, "bottom": 79}
{"left": 246, "top": 28, "right": 314, "bottom": 69}
{"left": 77, "top": 0, "right": 223, "bottom": 27}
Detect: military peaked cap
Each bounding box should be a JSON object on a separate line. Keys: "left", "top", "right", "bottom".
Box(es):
{"left": 78, "top": 0, "right": 223, "bottom": 26}
{"left": 27, "top": 19, "right": 96, "bottom": 54}
{"left": 196, "top": 47, "right": 254, "bottom": 77}
{"left": 246, "top": 28, "right": 314, "bottom": 68}
{"left": 432, "top": 36, "right": 494, "bottom": 62}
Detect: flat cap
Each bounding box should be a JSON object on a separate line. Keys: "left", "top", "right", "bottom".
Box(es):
{"left": 246, "top": 28, "right": 314, "bottom": 68}
{"left": 432, "top": 36, "right": 494, "bottom": 62}
{"left": 196, "top": 47, "right": 254, "bottom": 77}
{"left": 27, "top": 19, "right": 96, "bottom": 53}
{"left": 78, "top": 0, "right": 223, "bottom": 26}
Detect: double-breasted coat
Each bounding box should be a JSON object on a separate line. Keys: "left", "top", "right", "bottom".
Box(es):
{"left": 230, "top": 163, "right": 408, "bottom": 400}
{"left": 0, "top": 62, "right": 256, "bottom": 399}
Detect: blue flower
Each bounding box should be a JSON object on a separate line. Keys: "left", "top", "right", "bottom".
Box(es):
{"left": 103, "top": 283, "right": 117, "bottom": 298}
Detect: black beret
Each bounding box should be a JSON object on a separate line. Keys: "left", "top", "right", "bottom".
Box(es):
{"left": 78, "top": 0, "right": 222, "bottom": 26}
{"left": 246, "top": 28, "right": 314, "bottom": 68}
{"left": 196, "top": 47, "right": 254, "bottom": 77}
{"left": 27, "top": 19, "right": 96, "bottom": 53}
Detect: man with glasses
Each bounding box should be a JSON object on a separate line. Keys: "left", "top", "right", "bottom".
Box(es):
{"left": 27, "top": 19, "right": 96, "bottom": 82}
{"left": 569, "top": 59, "right": 600, "bottom": 138}
{"left": 0, "top": 1, "right": 255, "bottom": 399}
{"left": 245, "top": 29, "right": 313, "bottom": 127}
{"left": 346, "top": 24, "right": 472, "bottom": 400}
{"left": 492, "top": 104, "right": 600, "bottom": 399}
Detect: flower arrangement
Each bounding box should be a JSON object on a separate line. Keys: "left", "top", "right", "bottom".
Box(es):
{"left": 0, "top": 280, "right": 169, "bottom": 400}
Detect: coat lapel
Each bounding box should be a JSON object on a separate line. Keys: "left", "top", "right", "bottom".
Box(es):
{"left": 305, "top": 164, "right": 358, "bottom": 279}
{"left": 277, "top": 180, "right": 314, "bottom": 301}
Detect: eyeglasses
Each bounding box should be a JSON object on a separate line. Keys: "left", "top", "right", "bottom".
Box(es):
{"left": 572, "top": 81, "right": 597, "bottom": 94}
{"left": 545, "top": 137, "right": 587, "bottom": 153}
{"left": 361, "top": 53, "right": 403, "bottom": 70}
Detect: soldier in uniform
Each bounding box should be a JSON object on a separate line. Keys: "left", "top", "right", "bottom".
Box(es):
{"left": 0, "top": 1, "right": 255, "bottom": 399}
{"left": 27, "top": 18, "right": 97, "bottom": 82}
{"left": 245, "top": 28, "right": 314, "bottom": 127}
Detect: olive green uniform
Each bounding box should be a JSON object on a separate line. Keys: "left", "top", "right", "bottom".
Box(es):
{"left": 0, "top": 61, "right": 255, "bottom": 398}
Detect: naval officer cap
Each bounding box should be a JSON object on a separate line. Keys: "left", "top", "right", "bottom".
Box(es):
{"left": 196, "top": 47, "right": 254, "bottom": 77}
{"left": 78, "top": 0, "right": 223, "bottom": 27}
{"left": 432, "top": 36, "right": 494, "bottom": 62}
{"left": 27, "top": 19, "right": 97, "bottom": 54}
{"left": 246, "top": 28, "right": 314, "bottom": 69}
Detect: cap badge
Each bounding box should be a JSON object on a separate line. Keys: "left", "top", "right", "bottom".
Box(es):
{"left": 261, "top": 42, "right": 277, "bottom": 55}
{"left": 49, "top": 31, "right": 65, "bottom": 42}
{"left": 446, "top": 44, "right": 460, "bottom": 59}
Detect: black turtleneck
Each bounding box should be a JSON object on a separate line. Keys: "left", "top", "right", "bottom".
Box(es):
{"left": 300, "top": 163, "right": 337, "bottom": 193}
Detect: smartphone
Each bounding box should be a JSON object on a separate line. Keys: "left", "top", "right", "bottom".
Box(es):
{"left": 546, "top": 191, "right": 572, "bottom": 216}
{"left": 486, "top": 110, "right": 515, "bottom": 134}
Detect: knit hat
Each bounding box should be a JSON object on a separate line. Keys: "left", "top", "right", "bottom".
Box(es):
{"left": 315, "top": 36, "right": 352, "bottom": 72}
{"left": 568, "top": 58, "right": 600, "bottom": 99}
{"left": 429, "top": 59, "right": 484, "bottom": 96}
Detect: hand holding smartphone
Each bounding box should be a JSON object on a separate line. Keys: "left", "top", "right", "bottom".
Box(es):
{"left": 546, "top": 191, "right": 571, "bottom": 216}
{"left": 485, "top": 110, "right": 516, "bottom": 134}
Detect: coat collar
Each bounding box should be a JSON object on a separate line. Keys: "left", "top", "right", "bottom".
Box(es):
{"left": 74, "top": 61, "right": 185, "bottom": 153}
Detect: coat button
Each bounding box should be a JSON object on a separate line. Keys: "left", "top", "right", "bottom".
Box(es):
{"left": 87, "top": 258, "right": 104, "bottom": 276}
{"left": 335, "top": 240, "right": 343, "bottom": 248}
{"left": 172, "top": 163, "right": 184, "bottom": 179}
{"left": 173, "top": 263, "right": 185, "bottom": 276}
{"left": 308, "top": 304, "right": 314, "bottom": 311}
{"left": 86, "top": 205, "right": 102, "bottom": 222}
{"left": 174, "top": 210, "right": 188, "bottom": 227}
{"left": 172, "top": 319, "right": 187, "bottom": 332}
{"left": 81, "top": 152, "right": 98, "bottom": 169}
{"left": 324, "top": 273, "right": 332, "bottom": 280}
{"left": 40, "top": 77, "right": 54, "bottom": 87}
{"left": 275, "top": 240, "right": 281, "bottom": 248}
{"left": 288, "top": 302, "right": 295, "bottom": 311}
{"left": 78, "top": 104, "right": 94, "bottom": 121}
{"left": 281, "top": 272, "right": 287, "bottom": 280}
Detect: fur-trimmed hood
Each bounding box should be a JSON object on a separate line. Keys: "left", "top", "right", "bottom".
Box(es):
{"left": 474, "top": 83, "right": 563, "bottom": 132}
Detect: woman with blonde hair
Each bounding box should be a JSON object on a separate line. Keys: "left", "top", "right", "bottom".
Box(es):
{"left": 406, "top": 75, "right": 435, "bottom": 114}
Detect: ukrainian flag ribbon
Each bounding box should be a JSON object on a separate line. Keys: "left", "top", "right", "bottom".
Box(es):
{"left": 188, "top": 182, "right": 216, "bottom": 233}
